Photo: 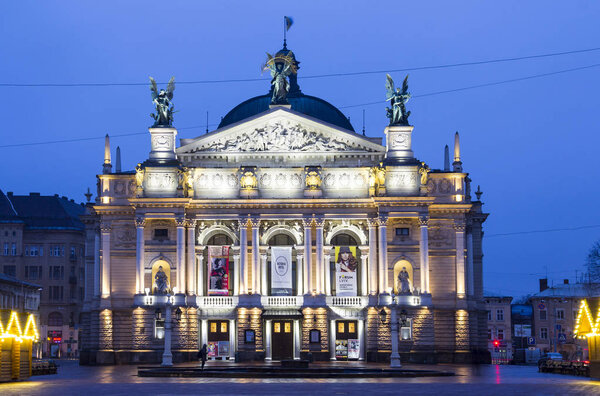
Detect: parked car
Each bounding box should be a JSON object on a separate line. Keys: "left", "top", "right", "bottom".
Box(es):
{"left": 538, "top": 352, "right": 563, "bottom": 367}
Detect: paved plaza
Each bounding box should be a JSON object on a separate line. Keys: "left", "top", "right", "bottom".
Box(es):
{"left": 1, "top": 360, "right": 599, "bottom": 395}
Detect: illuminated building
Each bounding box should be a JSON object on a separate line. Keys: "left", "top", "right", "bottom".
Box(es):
{"left": 0, "top": 190, "right": 85, "bottom": 358}
{"left": 79, "top": 45, "right": 488, "bottom": 365}
{"left": 483, "top": 294, "right": 513, "bottom": 364}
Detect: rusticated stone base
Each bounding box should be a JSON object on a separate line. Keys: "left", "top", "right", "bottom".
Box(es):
{"left": 80, "top": 349, "right": 202, "bottom": 365}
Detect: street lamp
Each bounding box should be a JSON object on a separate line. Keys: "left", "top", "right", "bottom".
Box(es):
{"left": 157, "top": 293, "right": 181, "bottom": 367}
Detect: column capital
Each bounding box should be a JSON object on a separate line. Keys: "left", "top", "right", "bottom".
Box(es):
{"left": 453, "top": 220, "right": 466, "bottom": 232}
{"left": 377, "top": 215, "right": 389, "bottom": 226}
{"left": 302, "top": 217, "right": 313, "bottom": 228}
{"left": 313, "top": 217, "right": 325, "bottom": 228}
{"left": 175, "top": 216, "right": 186, "bottom": 227}
{"left": 250, "top": 217, "right": 261, "bottom": 228}
{"left": 238, "top": 216, "right": 252, "bottom": 228}
{"left": 418, "top": 215, "right": 430, "bottom": 226}
{"left": 100, "top": 222, "right": 112, "bottom": 232}
{"left": 135, "top": 216, "right": 146, "bottom": 227}
{"left": 186, "top": 218, "right": 197, "bottom": 228}
{"left": 367, "top": 217, "right": 378, "bottom": 227}
{"left": 260, "top": 254, "right": 268, "bottom": 260}
{"left": 233, "top": 254, "right": 241, "bottom": 260}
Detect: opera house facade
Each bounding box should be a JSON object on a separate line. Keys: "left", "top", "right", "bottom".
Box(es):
{"left": 79, "top": 46, "right": 488, "bottom": 365}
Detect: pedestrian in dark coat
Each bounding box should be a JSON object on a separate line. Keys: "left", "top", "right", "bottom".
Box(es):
{"left": 198, "top": 344, "right": 208, "bottom": 370}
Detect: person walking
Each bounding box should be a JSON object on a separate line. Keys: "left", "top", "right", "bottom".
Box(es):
{"left": 198, "top": 344, "right": 208, "bottom": 371}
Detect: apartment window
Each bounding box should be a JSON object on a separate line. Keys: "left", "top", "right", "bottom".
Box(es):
{"left": 395, "top": 228, "right": 409, "bottom": 236}
{"left": 50, "top": 245, "right": 64, "bottom": 257}
{"left": 155, "top": 319, "right": 165, "bottom": 339}
{"left": 487, "top": 310, "right": 492, "bottom": 321}
{"left": 25, "top": 266, "right": 42, "bottom": 280}
{"left": 51, "top": 266, "right": 64, "bottom": 280}
{"left": 11, "top": 243, "right": 16, "bottom": 256}
{"left": 3, "top": 265, "right": 16, "bottom": 277}
{"left": 487, "top": 329, "right": 492, "bottom": 340}
{"left": 497, "top": 329, "right": 504, "bottom": 340}
{"left": 3, "top": 243, "right": 7, "bottom": 255}
{"left": 26, "top": 245, "right": 40, "bottom": 257}
{"left": 556, "top": 309, "right": 565, "bottom": 320}
{"left": 70, "top": 247, "right": 76, "bottom": 259}
{"left": 539, "top": 310, "right": 547, "bottom": 320}
{"left": 49, "top": 286, "right": 63, "bottom": 301}
{"left": 540, "top": 327, "right": 548, "bottom": 339}
{"left": 496, "top": 309, "right": 504, "bottom": 321}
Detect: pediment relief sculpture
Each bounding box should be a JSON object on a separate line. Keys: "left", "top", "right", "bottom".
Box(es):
{"left": 190, "top": 121, "right": 377, "bottom": 153}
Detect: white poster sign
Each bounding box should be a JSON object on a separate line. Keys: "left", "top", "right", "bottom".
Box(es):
{"left": 348, "top": 339, "right": 360, "bottom": 360}
{"left": 271, "top": 246, "right": 293, "bottom": 295}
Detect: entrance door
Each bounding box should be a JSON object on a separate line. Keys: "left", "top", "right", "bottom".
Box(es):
{"left": 336, "top": 320, "right": 358, "bottom": 360}
{"left": 271, "top": 320, "right": 293, "bottom": 360}
{"left": 207, "top": 320, "right": 230, "bottom": 359}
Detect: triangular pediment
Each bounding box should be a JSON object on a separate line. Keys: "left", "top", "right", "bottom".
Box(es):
{"left": 177, "top": 107, "right": 385, "bottom": 157}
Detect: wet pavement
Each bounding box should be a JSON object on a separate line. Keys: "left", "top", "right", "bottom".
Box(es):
{"left": 1, "top": 360, "right": 599, "bottom": 395}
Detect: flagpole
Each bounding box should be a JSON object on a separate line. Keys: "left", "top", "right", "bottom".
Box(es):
{"left": 283, "top": 16, "right": 287, "bottom": 48}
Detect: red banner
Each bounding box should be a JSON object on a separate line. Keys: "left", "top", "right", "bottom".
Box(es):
{"left": 208, "top": 246, "right": 229, "bottom": 295}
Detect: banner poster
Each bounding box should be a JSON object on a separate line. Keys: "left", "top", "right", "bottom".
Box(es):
{"left": 218, "top": 341, "right": 230, "bottom": 357}
{"left": 270, "top": 246, "right": 293, "bottom": 295}
{"left": 208, "top": 246, "right": 230, "bottom": 295}
{"left": 348, "top": 339, "right": 360, "bottom": 360}
{"left": 335, "top": 339, "right": 348, "bottom": 359}
{"left": 335, "top": 246, "right": 358, "bottom": 296}
{"left": 207, "top": 341, "right": 218, "bottom": 358}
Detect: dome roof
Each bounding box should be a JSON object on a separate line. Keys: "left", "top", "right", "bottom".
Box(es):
{"left": 218, "top": 93, "right": 355, "bottom": 132}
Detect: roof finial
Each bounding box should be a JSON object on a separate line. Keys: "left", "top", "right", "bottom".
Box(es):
{"left": 103, "top": 134, "right": 112, "bottom": 174}
{"left": 444, "top": 144, "right": 450, "bottom": 171}
{"left": 84, "top": 187, "right": 92, "bottom": 203}
{"left": 453, "top": 131, "right": 462, "bottom": 172}
{"left": 116, "top": 146, "right": 122, "bottom": 173}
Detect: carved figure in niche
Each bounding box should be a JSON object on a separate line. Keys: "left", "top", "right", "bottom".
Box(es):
{"left": 154, "top": 266, "right": 169, "bottom": 294}
{"left": 336, "top": 246, "right": 358, "bottom": 272}
{"left": 397, "top": 266, "right": 411, "bottom": 294}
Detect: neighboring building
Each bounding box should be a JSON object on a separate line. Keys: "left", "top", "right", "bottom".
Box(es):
{"left": 484, "top": 294, "right": 513, "bottom": 363}
{"left": 79, "top": 43, "right": 489, "bottom": 365}
{"left": 511, "top": 303, "right": 535, "bottom": 363}
{"left": 529, "top": 279, "right": 600, "bottom": 361}
{"left": 0, "top": 190, "right": 85, "bottom": 358}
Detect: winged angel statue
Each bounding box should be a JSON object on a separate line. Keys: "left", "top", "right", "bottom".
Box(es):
{"left": 263, "top": 52, "right": 297, "bottom": 105}
{"left": 149, "top": 76, "right": 175, "bottom": 127}
{"left": 385, "top": 74, "right": 411, "bottom": 126}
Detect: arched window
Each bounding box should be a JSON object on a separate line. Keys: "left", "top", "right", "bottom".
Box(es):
{"left": 268, "top": 234, "right": 295, "bottom": 246}
{"left": 207, "top": 234, "right": 233, "bottom": 246}
{"left": 331, "top": 234, "right": 358, "bottom": 246}
{"left": 48, "top": 312, "right": 63, "bottom": 327}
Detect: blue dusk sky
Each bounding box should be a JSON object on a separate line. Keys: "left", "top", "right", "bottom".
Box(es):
{"left": 1, "top": 1, "right": 599, "bottom": 299}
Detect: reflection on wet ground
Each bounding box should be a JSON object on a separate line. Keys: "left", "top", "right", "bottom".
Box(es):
{"left": 1, "top": 360, "right": 598, "bottom": 395}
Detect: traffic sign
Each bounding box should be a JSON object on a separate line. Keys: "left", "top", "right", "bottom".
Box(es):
{"left": 558, "top": 333, "right": 567, "bottom": 343}
{"left": 527, "top": 336, "right": 536, "bottom": 345}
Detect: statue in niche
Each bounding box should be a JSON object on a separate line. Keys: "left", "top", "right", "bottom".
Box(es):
{"left": 397, "top": 266, "right": 411, "bottom": 294}
{"left": 263, "top": 52, "right": 297, "bottom": 105}
{"left": 154, "top": 265, "right": 169, "bottom": 294}
{"left": 149, "top": 76, "right": 175, "bottom": 127}
{"left": 385, "top": 74, "right": 411, "bottom": 126}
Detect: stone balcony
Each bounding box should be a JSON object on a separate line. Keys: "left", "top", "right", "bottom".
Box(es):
{"left": 261, "top": 295, "right": 304, "bottom": 308}
{"left": 196, "top": 295, "right": 239, "bottom": 308}
{"left": 326, "top": 296, "right": 369, "bottom": 308}
{"left": 133, "top": 293, "right": 186, "bottom": 307}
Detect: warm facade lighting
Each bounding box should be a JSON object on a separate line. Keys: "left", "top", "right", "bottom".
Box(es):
{"left": 0, "top": 311, "right": 39, "bottom": 341}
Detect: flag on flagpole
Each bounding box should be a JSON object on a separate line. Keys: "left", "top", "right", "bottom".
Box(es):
{"left": 284, "top": 16, "right": 294, "bottom": 31}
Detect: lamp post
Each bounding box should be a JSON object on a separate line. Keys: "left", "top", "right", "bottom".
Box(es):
{"left": 156, "top": 292, "right": 183, "bottom": 367}
{"left": 389, "top": 294, "right": 401, "bottom": 368}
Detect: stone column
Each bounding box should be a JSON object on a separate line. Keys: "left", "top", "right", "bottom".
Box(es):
{"left": 377, "top": 215, "right": 389, "bottom": 293}
{"left": 466, "top": 222, "right": 475, "bottom": 296}
{"left": 454, "top": 220, "right": 466, "bottom": 297}
{"left": 176, "top": 217, "right": 186, "bottom": 293}
{"left": 367, "top": 218, "right": 378, "bottom": 294}
{"left": 94, "top": 229, "right": 100, "bottom": 297}
{"left": 294, "top": 319, "right": 301, "bottom": 360}
{"left": 324, "top": 251, "right": 331, "bottom": 295}
{"left": 359, "top": 249, "right": 368, "bottom": 296}
{"left": 229, "top": 319, "right": 235, "bottom": 360}
{"left": 302, "top": 218, "right": 313, "bottom": 294}
{"left": 358, "top": 319, "right": 365, "bottom": 360}
{"left": 265, "top": 319, "right": 272, "bottom": 361}
{"left": 296, "top": 253, "right": 304, "bottom": 296}
{"left": 261, "top": 254, "right": 268, "bottom": 295}
{"left": 233, "top": 254, "right": 241, "bottom": 295}
{"left": 186, "top": 220, "right": 196, "bottom": 295}
{"left": 418, "top": 215, "right": 430, "bottom": 294}
{"left": 314, "top": 218, "right": 325, "bottom": 294}
{"left": 200, "top": 319, "right": 208, "bottom": 347}
{"left": 238, "top": 218, "right": 249, "bottom": 294}
{"left": 135, "top": 217, "right": 145, "bottom": 294}
{"left": 196, "top": 249, "right": 205, "bottom": 296}
{"left": 330, "top": 320, "right": 337, "bottom": 360}
{"left": 100, "top": 222, "right": 111, "bottom": 298}
{"left": 250, "top": 218, "right": 260, "bottom": 294}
